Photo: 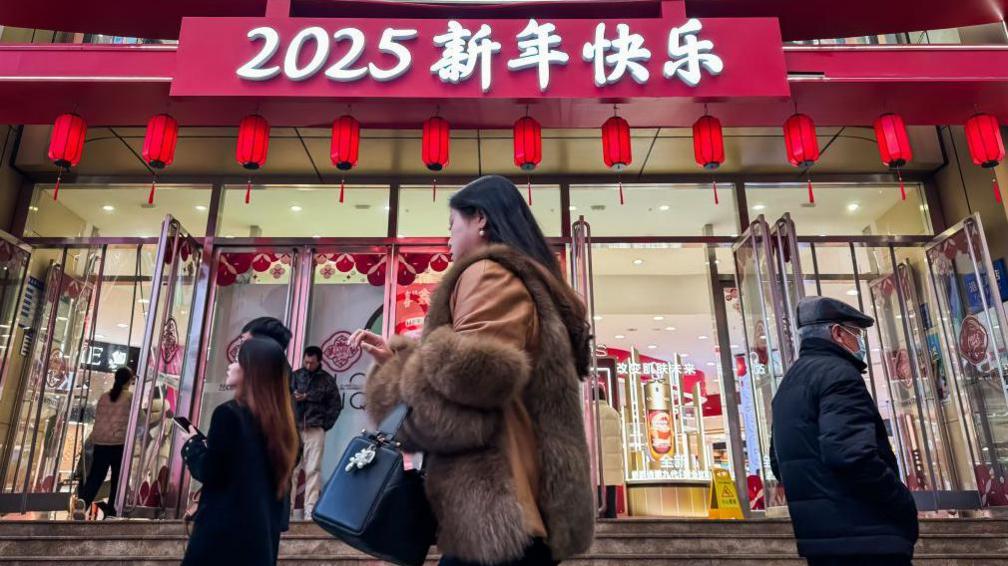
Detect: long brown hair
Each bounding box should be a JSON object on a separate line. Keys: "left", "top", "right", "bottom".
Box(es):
{"left": 234, "top": 337, "right": 299, "bottom": 499}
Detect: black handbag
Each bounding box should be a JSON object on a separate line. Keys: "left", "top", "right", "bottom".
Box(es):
{"left": 312, "top": 404, "right": 436, "bottom": 566}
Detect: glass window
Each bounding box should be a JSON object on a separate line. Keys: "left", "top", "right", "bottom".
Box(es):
{"left": 25, "top": 184, "right": 212, "bottom": 238}
{"left": 218, "top": 185, "right": 389, "bottom": 238}
{"left": 397, "top": 184, "right": 561, "bottom": 237}
{"left": 745, "top": 183, "right": 931, "bottom": 236}
{"left": 570, "top": 184, "right": 738, "bottom": 237}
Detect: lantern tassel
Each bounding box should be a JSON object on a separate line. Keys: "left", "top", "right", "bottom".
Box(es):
{"left": 898, "top": 168, "right": 906, "bottom": 201}
{"left": 527, "top": 177, "right": 533, "bottom": 206}
{"left": 433, "top": 178, "right": 437, "bottom": 202}
{"left": 53, "top": 169, "right": 62, "bottom": 201}
{"left": 618, "top": 180, "right": 625, "bottom": 205}
{"left": 148, "top": 175, "right": 157, "bottom": 205}
{"left": 994, "top": 174, "right": 1003, "bottom": 204}
{"left": 713, "top": 178, "right": 719, "bottom": 205}
{"left": 807, "top": 177, "right": 815, "bottom": 204}
{"left": 245, "top": 178, "right": 252, "bottom": 204}
{"left": 339, "top": 179, "right": 345, "bottom": 204}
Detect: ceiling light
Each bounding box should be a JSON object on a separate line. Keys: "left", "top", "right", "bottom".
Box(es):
{"left": 102, "top": 205, "right": 115, "bottom": 212}
{"left": 698, "top": 335, "right": 709, "bottom": 340}
{"left": 615, "top": 334, "right": 625, "bottom": 339}
{"left": 633, "top": 259, "right": 644, "bottom": 265}
{"left": 659, "top": 205, "right": 670, "bottom": 211}
{"left": 752, "top": 204, "right": 766, "bottom": 211}
{"left": 56, "top": 316, "right": 67, "bottom": 322}
{"left": 846, "top": 289, "right": 859, "bottom": 296}
{"left": 647, "top": 344, "right": 657, "bottom": 349}
{"left": 94, "top": 334, "right": 105, "bottom": 340}
{"left": 706, "top": 362, "right": 716, "bottom": 367}
{"left": 569, "top": 206, "right": 577, "bottom": 211}
{"left": 195, "top": 205, "right": 208, "bottom": 211}
{"left": 290, "top": 205, "right": 303, "bottom": 212}
{"left": 117, "top": 323, "right": 129, "bottom": 329}
{"left": 593, "top": 315, "right": 603, "bottom": 321}
{"left": 137, "top": 298, "right": 149, "bottom": 304}
{"left": 664, "top": 326, "right": 676, "bottom": 331}
{"left": 847, "top": 203, "right": 860, "bottom": 212}
{"left": 28, "top": 206, "right": 39, "bottom": 212}
{"left": 731, "top": 344, "right": 740, "bottom": 349}
{"left": 653, "top": 315, "right": 664, "bottom": 321}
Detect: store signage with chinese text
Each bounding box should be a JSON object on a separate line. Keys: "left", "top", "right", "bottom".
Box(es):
{"left": 172, "top": 15, "right": 787, "bottom": 99}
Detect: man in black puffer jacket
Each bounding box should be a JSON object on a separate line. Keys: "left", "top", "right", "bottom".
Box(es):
{"left": 290, "top": 345, "right": 341, "bottom": 519}
{"left": 771, "top": 296, "right": 918, "bottom": 566}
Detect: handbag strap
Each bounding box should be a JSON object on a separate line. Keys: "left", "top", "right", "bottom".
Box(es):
{"left": 376, "top": 404, "right": 410, "bottom": 442}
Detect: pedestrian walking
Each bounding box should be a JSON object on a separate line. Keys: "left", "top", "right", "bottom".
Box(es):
{"left": 76, "top": 366, "right": 133, "bottom": 519}
{"left": 597, "top": 388, "right": 625, "bottom": 519}
{"left": 180, "top": 336, "right": 298, "bottom": 566}
{"left": 352, "top": 175, "right": 595, "bottom": 566}
{"left": 290, "top": 345, "right": 341, "bottom": 519}
{"left": 771, "top": 296, "right": 919, "bottom": 566}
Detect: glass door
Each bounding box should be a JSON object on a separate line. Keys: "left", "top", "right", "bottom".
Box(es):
{"left": 0, "top": 243, "right": 99, "bottom": 515}
{"left": 732, "top": 214, "right": 805, "bottom": 514}
{"left": 925, "top": 214, "right": 1008, "bottom": 508}
{"left": 118, "top": 216, "right": 202, "bottom": 518}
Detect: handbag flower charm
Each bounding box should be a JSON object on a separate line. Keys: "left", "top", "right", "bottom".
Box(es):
{"left": 346, "top": 445, "right": 377, "bottom": 472}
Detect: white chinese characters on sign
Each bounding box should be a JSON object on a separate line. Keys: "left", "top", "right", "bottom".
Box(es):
{"left": 236, "top": 19, "right": 723, "bottom": 89}
{"left": 506, "top": 19, "right": 570, "bottom": 92}
{"left": 582, "top": 23, "right": 651, "bottom": 86}
{"left": 431, "top": 21, "right": 501, "bottom": 92}
{"left": 616, "top": 360, "right": 697, "bottom": 379}
{"left": 663, "top": 18, "right": 724, "bottom": 87}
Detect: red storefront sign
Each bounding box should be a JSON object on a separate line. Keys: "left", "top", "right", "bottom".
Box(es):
{"left": 172, "top": 11, "right": 788, "bottom": 99}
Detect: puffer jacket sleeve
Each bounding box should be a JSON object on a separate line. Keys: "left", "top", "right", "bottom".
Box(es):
{"left": 365, "top": 261, "right": 534, "bottom": 455}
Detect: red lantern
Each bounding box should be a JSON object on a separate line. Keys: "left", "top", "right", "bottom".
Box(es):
{"left": 514, "top": 116, "right": 542, "bottom": 204}
{"left": 331, "top": 115, "right": 360, "bottom": 204}
{"left": 236, "top": 114, "right": 270, "bottom": 203}
{"left": 693, "top": 115, "right": 724, "bottom": 204}
{"left": 783, "top": 113, "right": 820, "bottom": 203}
{"left": 873, "top": 113, "right": 913, "bottom": 201}
{"left": 422, "top": 116, "right": 450, "bottom": 201}
{"left": 48, "top": 113, "right": 87, "bottom": 201}
{"left": 142, "top": 113, "right": 179, "bottom": 205}
{"left": 602, "top": 115, "right": 632, "bottom": 204}
{"left": 965, "top": 113, "right": 1005, "bottom": 203}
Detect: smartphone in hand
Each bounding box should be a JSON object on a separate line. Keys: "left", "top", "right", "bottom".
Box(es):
{"left": 173, "top": 416, "right": 203, "bottom": 438}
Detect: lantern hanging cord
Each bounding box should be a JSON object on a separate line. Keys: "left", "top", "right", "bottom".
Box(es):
{"left": 339, "top": 178, "right": 345, "bottom": 204}
{"left": 525, "top": 104, "right": 530, "bottom": 118}
{"left": 245, "top": 177, "right": 252, "bottom": 204}
{"left": 704, "top": 103, "right": 710, "bottom": 117}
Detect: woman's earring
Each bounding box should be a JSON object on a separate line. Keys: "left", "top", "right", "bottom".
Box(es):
{"left": 479, "top": 229, "right": 486, "bottom": 237}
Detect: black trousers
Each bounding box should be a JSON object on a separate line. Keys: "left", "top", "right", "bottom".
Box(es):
{"left": 601, "top": 486, "right": 618, "bottom": 519}
{"left": 79, "top": 444, "right": 124, "bottom": 507}
{"left": 439, "top": 539, "right": 558, "bottom": 566}
{"left": 807, "top": 556, "right": 912, "bottom": 566}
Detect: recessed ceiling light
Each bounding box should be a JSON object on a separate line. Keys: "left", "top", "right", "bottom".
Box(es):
{"left": 290, "top": 205, "right": 303, "bottom": 212}
{"left": 647, "top": 344, "right": 657, "bottom": 349}
{"left": 698, "top": 335, "right": 709, "bottom": 340}
{"left": 615, "top": 334, "right": 625, "bottom": 339}
{"left": 312, "top": 234, "right": 320, "bottom": 238}
{"left": 195, "top": 205, "right": 208, "bottom": 211}
{"left": 117, "top": 323, "right": 129, "bottom": 328}
{"left": 752, "top": 204, "right": 766, "bottom": 211}
{"left": 659, "top": 205, "right": 670, "bottom": 211}
{"left": 137, "top": 298, "right": 149, "bottom": 304}
{"left": 653, "top": 315, "right": 664, "bottom": 321}
{"left": 847, "top": 203, "right": 860, "bottom": 212}
{"left": 28, "top": 206, "right": 39, "bottom": 212}
{"left": 593, "top": 315, "right": 603, "bottom": 321}
{"left": 632, "top": 259, "right": 644, "bottom": 265}
{"left": 665, "top": 326, "right": 676, "bottom": 331}
{"left": 706, "top": 362, "right": 716, "bottom": 367}
{"left": 102, "top": 205, "right": 115, "bottom": 212}
{"left": 846, "top": 289, "right": 859, "bottom": 296}
{"left": 569, "top": 205, "right": 577, "bottom": 211}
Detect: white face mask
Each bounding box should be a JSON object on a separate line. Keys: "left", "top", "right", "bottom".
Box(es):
{"left": 837, "top": 325, "right": 866, "bottom": 362}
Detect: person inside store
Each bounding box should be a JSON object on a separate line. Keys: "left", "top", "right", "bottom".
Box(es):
{"left": 75, "top": 366, "right": 134, "bottom": 520}
{"left": 770, "top": 296, "right": 919, "bottom": 566}
{"left": 289, "top": 345, "right": 341, "bottom": 519}
{"left": 352, "top": 174, "right": 595, "bottom": 566}
{"left": 597, "top": 388, "right": 625, "bottom": 520}
{"left": 242, "top": 316, "right": 293, "bottom": 352}
{"left": 179, "top": 336, "right": 299, "bottom": 566}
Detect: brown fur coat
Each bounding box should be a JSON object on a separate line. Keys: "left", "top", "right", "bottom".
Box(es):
{"left": 366, "top": 245, "right": 595, "bottom": 564}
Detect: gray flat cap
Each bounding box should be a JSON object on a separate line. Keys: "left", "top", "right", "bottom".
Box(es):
{"left": 796, "top": 296, "right": 874, "bottom": 328}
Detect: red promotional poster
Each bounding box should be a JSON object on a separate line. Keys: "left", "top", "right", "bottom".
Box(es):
{"left": 958, "top": 315, "right": 989, "bottom": 367}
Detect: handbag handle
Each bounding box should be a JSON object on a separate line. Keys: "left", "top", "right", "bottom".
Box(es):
{"left": 376, "top": 404, "right": 410, "bottom": 442}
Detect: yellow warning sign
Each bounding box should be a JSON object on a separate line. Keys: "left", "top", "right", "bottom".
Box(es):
{"left": 708, "top": 468, "right": 744, "bottom": 520}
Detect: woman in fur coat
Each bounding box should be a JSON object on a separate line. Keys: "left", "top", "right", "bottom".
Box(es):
{"left": 351, "top": 175, "right": 596, "bottom": 566}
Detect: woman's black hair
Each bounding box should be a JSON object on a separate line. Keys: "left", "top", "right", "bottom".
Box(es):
{"left": 449, "top": 175, "right": 560, "bottom": 277}
{"left": 109, "top": 367, "right": 132, "bottom": 402}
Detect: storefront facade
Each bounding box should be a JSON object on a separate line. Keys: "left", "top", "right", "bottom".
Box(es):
{"left": 0, "top": 0, "right": 1005, "bottom": 522}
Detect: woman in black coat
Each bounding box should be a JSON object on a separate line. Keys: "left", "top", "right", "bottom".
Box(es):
{"left": 180, "top": 337, "right": 299, "bottom": 566}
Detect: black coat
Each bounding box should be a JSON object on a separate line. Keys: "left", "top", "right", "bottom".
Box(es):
{"left": 290, "top": 367, "right": 341, "bottom": 430}
{"left": 770, "top": 338, "right": 919, "bottom": 558}
{"left": 182, "top": 401, "right": 288, "bottom": 566}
